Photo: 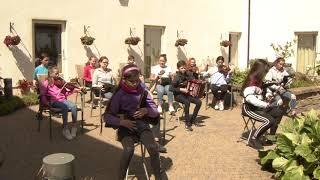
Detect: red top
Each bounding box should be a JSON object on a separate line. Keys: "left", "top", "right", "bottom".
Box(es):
{"left": 83, "top": 64, "right": 95, "bottom": 82}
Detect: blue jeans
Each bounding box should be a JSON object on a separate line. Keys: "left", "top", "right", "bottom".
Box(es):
{"left": 51, "top": 100, "right": 78, "bottom": 126}
{"left": 156, "top": 84, "right": 174, "bottom": 105}
{"left": 275, "top": 91, "right": 297, "bottom": 111}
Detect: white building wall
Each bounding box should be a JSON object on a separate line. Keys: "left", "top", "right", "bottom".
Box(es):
{"left": 250, "top": 0, "right": 320, "bottom": 69}
{"left": 0, "top": 0, "right": 246, "bottom": 85}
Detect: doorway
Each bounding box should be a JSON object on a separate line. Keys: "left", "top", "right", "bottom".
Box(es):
{"left": 144, "top": 26, "right": 165, "bottom": 78}
{"left": 33, "top": 22, "right": 63, "bottom": 72}
{"left": 295, "top": 32, "right": 317, "bottom": 73}
{"left": 228, "top": 32, "right": 241, "bottom": 67}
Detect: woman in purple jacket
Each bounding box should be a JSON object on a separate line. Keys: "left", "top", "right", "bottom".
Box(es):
{"left": 104, "top": 64, "right": 162, "bottom": 180}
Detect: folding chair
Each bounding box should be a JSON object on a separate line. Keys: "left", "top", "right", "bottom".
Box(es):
{"left": 126, "top": 143, "right": 149, "bottom": 180}
{"left": 36, "top": 93, "right": 85, "bottom": 140}
{"left": 240, "top": 113, "right": 257, "bottom": 145}
{"left": 75, "top": 65, "right": 91, "bottom": 105}
{"left": 90, "top": 87, "right": 108, "bottom": 134}
{"left": 205, "top": 82, "right": 234, "bottom": 110}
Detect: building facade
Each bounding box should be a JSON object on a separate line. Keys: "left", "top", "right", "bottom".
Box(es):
{"left": 0, "top": 0, "right": 319, "bottom": 86}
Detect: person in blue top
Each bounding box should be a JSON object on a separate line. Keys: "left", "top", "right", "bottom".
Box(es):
{"left": 33, "top": 54, "right": 49, "bottom": 87}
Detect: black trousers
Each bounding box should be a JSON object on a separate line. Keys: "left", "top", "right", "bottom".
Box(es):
{"left": 175, "top": 94, "right": 202, "bottom": 124}
{"left": 119, "top": 130, "right": 161, "bottom": 180}
{"left": 210, "top": 84, "right": 228, "bottom": 100}
{"left": 242, "top": 104, "right": 283, "bottom": 139}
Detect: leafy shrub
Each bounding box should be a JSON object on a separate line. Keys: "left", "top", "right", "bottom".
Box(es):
{"left": 231, "top": 68, "right": 248, "bottom": 86}
{"left": 290, "top": 72, "right": 320, "bottom": 88}
{"left": 0, "top": 92, "right": 39, "bottom": 116}
{"left": 21, "top": 92, "right": 39, "bottom": 106}
{"left": 0, "top": 96, "right": 25, "bottom": 116}
{"left": 259, "top": 109, "right": 320, "bottom": 180}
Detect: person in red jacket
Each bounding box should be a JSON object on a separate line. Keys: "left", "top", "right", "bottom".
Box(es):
{"left": 83, "top": 56, "right": 97, "bottom": 87}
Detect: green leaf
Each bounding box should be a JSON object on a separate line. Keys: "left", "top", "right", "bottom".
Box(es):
{"left": 277, "top": 134, "right": 295, "bottom": 157}
{"left": 273, "top": 157, "right": 289, "bottom": 171}
{"left": 261, "top": 150, "right": 279, "bottom": 165}
{"left": 313, "top": 166, "right": 320, "bottom": 179}
{"left": 281, "top": 165, "right": 310, "bottom": 180}
{"left": 283, "top": 133, "right": 300, "bottom": 145}
{"left": 294, "top": 144, "right": 317, "bottom": 163}
{"left": 301, "top": 133, "right": 312, "bottom": 145}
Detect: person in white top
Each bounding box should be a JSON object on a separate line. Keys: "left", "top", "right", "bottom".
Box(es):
{"left": 265, "top": 57, "right": 296, "bottom": 115}
{"left": 92, "top": 56, "right": 116, "bottom": 101}
{"left": 150, "top": 54, "right": 174, "bottom": 113}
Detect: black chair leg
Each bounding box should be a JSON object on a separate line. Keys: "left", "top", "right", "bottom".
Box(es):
{"left": 49, "top": 112, "right": 52, "bottom": 140}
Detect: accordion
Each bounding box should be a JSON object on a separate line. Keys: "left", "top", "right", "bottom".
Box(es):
{"left": 186, "top": 79, "right": 206, "bottom": 98}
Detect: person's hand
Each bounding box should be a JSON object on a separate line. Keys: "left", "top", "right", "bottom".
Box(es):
{"left": 120, "top": 120, "right": 137, "bottom": 131}
{"left": 180, "top": 88, "right": 188, "bottom": 94}
{"left": 266, "top": 95, "right": 273, "bottom": 102}
{"left": 133, "top": 108, "right": 148, "bottom": 119}
{"left": 73, "top": 88, "right": 81, "bottom": 93}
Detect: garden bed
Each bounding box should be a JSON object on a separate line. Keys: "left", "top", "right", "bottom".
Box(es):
{"left": 0, "top": 92, "right": 38, "bottom": 116}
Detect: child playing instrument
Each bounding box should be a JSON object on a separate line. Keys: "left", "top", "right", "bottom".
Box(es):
{"left": 241, "top": 59, "right": 284, "bottom": 150}
{"left": 265, "top": 57, "right": 297, "bottom": 115}
{"left": 104, "top": 64, "right": 162, "bottom": 180}
{"left": 170, "top": 60, "right": 202, "bottom": 131}
{"left": 39, "top": 66, "right": 81, "bottom": 140}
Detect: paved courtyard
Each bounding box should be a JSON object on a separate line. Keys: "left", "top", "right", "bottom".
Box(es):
{"left": 0, "top": 95, "right": 274, "bottom": 180}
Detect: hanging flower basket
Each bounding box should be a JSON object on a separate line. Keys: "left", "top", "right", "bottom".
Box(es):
{"left": 3, "top": 35, "right": 21, "bottom": 47}
{"left": 80, "top": 35, "right": 95, "bottom": 45}
{"left": 125, "top": 37, "right": 141, "bottom": 45}
{"left": 220, "top": 40, "right": 232, "bottom": 47}
{"left": 175, "top": 39, "right": 188, "bottom": 47}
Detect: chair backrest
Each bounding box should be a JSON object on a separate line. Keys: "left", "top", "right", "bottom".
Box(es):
{"left": 75, "top": 65, "right": 84, "bottom": 79}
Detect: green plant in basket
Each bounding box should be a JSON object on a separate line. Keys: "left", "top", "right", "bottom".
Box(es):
{"left": 259, "top": 109, "right": 320, "bottom": 179}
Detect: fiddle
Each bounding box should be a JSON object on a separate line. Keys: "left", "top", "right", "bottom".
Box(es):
{"left": 218, "top": 64, "right": 231, "bottom": 75}
{"left": 53, "top": 77, "right": 87, "bottom": 94}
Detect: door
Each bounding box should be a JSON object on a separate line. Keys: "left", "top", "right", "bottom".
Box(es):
{"left": 34, "top": 23, "right": 62, "bottom": 71}
{"left": 144, "top": 26, "right": 164, "bottom": 78}
{"left": 296, "top": 32, "right": 317, "bottom": 73}
{"left": 228, "top": 32, "right": 241, "bottom": 67}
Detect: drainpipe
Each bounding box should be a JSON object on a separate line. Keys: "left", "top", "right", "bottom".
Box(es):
{"left": 247, "top": 0, "right": 251, "bottom": 67}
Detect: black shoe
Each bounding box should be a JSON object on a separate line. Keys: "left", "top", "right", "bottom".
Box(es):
{"left": 248, "top": 138, "right": 264, "bottom": 150}
{"left": 158, "top": 145, "right": 167, "bottom": 153}
{"left": 185, "top": 124, "right": 193, "bottom": 131}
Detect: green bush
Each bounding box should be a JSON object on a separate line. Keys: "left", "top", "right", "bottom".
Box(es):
{"left": 0, "top": 96, "right": 25, "bottom": 116}
{"left": 0, "top": 92, "right": 39, "bottom": 116}
{"left": 290, "top": 72, "right": 320, "bottom": 88}
{"left": 231, "top": 69, "right": 248, "bottom": 86}
{"left": 259, "top": 110, "right": 320, "bottom": 180}
{"left": 21, "top": 92, "right": 39, "bottom": 106}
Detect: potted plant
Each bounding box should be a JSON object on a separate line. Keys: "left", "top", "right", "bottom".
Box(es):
{"left": 125, "top": 37, "right": 141, "bottom": 45}
{"left": 220, "top": 40, "right": 232, "bottom": 47}
{"left": 175, "top": 38, "right": 188, "bottom": 47}
{"left": 3, "top": 35, "right": 21, "bottom": 47}
{"left": 80, "top": 35, "right": 95, "bottom": 45}
{"left": 17, "top": 79, "right": 32, "bottom": 95}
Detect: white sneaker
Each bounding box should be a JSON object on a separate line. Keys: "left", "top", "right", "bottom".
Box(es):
{"left": 169, "top": 106, "right": 175, "bottom": 113}
{"left": 157, "top": 106, "right": 162, "bottom": 113}
{"left": 219, "top": 101, "right": 224, "bottom": 111}
{"left": 71, "top": 127, "right": 77, "bottom": 138}
{"left": 214, "top": 103, "right": 219, "bottom": 110}
{"left": 62, "top": 128, "right": 73, "bottom": 140}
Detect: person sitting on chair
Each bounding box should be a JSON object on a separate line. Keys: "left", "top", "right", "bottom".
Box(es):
{"left": 241, "top": 59, "right": 284, "bottom": 150}
{"left": 170, "top": 60, "right": 202, "bottom": 131}
{"left": 92, "top": 56, "right": 116, "bottom": 102}
{"left": 186, "top": 57, "right": 200, "bottom": 79}
{"left": 150, "top": 54, "right": 175, "bottom": 114}
{"left": 104, "top": 64, "right": 162, "bottom": 180}
{"left": 83, "top": 56, "right": 97, "bottom": 88}
{"left": 210, "top": 64, "right": 232, "bottom": 111}
{"left": 39, "top": 66, "right": 82, "bottom": 140}
{"left": 265, "top": 57, "right": 297, "bottom": 116}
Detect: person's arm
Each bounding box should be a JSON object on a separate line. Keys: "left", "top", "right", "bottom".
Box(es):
{"left": 91, "top": 70, "right": 100, "bottom": 87}
{"left": 39, "top": 80, "right": 50, "bottom": 107}
{"left": 145, "top": 92, "right": 160, "bottom": 118}
{"left": 265, "top": 69, "right": 281, "bottom": 91}
{"left": 83, "top": 66, "right": 90, "bottom": 82}
{"left": 149, "top": 66, "right": 158, "bottom": 81}
{"left": 243, "top": 86, "right": 269, "bottom": 108}
{"left": 104, "top": 92, "right": 121, "bottom": 128}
